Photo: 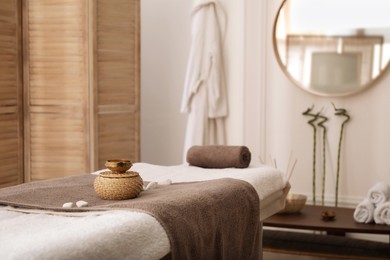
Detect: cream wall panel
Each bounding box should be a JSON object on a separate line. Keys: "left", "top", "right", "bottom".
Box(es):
{"left": 140, "top": 0, "right": 190, "bottom": 165}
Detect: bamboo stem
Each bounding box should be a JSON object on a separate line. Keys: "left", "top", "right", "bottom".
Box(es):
{"left": 317, "top": 113, "right": 328, "bottom": 206}
{"left": 332, "top": 103, "right": 350, "bottom": 207}
{"left": 303, "top": 106, "right": 319, "bottom": 205}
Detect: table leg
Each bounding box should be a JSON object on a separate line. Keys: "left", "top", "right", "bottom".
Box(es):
{"left": 327, "top": 230, "right": 346, "bottom": 236}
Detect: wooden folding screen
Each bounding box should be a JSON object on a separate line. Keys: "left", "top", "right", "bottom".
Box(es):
{"left": 92, "top": 0, "right": 140, "bottom": 169}
{"left": 0, "top": 0, "right": 23, "bottom": 187}
{"left": 0, "top": 0, "right": 139, "bottom": 186}
{"left": 24, "top": 0, "right": 90, "bottom": 180}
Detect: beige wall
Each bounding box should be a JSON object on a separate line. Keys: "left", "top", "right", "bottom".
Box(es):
{"left": 141, "top": 0, "right": 246, "bottom": 165}
{"left": 140, "top": 0, "right": 190, "bottom": 165}
{"left": 141, "top": 0, "right": 390, "bottom": 206}
{"left": 249, "top": 0, "right": 390, "bottom": 206}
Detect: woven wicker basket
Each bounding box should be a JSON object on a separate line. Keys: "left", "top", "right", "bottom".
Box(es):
{"left": 94, "top": 171, "right": 143, "bottom": 200}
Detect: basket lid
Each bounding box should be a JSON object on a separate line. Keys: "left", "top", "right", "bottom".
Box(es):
{"left": 99, "top": 171, "right": 140, "bottom": 179}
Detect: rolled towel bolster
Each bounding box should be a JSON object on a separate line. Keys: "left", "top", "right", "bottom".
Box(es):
{"left": 374, "top": 201, "right": 390, "bottom": 225}
{"left": 368, "top": 182, "right": 390, "bottom": 206}
{"left": 353, "top": 198, "right": 375, "bottom": 224}
{"left": 186, "top": 145, "right": 251, "bottom": 168}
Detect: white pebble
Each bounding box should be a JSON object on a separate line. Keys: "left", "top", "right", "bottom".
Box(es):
{"left": 76, "top": 200, "right": 88, "bottom": 207}
{"left": 145, "top": 182, "right": 158, "bottom": 190}
{"left": 62, "top": 202, "right": 73, "bottom": 208}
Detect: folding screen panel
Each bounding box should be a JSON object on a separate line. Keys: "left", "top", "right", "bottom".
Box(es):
{"left": 92, "top": 0, "right": 140, "bottom": 169}
{"left": 0, "top": 0, "right": 23, "bottom": 187}
{"left": 24, "top": 0, "right": 90, "bottom": 180}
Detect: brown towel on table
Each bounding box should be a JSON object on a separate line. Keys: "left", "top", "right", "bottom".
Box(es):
{"left": 0, "top": 174, "right": 260, "bottom": 260}
{"left": 186, "top": 145, "right": 251, "bottom": 168}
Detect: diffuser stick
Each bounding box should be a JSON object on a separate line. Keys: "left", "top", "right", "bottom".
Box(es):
{"left": 287, "top": 159, "right": 297, "bottom": 182}
{"left": 286, "top": 150, "right": 293, "bottom": 176}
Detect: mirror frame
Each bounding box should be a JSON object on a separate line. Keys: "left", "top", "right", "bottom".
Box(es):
{"left": 272, "top": 0, "right": 390, "bottom": 97}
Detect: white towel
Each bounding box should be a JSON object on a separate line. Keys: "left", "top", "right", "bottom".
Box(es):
{"left": 131, "top": 162, "right": 286, "bottom": 201}
{"left": 353, "top": 198, "right": 375, "bottom": 223}
{"left": 373, "top": 201, "right": 390, "bottom": 225}
{"left": 367, "top": 182, "right": 390, "bottom": 206}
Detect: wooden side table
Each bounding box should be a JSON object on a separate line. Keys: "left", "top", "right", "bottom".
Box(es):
{"left": 263, "top": 205, "right": 390, "bottom": 236}
{"left": 262, "top": 205, "right": 390, "bottom": 259}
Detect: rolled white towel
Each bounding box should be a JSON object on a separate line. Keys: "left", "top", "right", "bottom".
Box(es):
{"left": 353, "top": 198, "right": 375, "bottom": 223}
{"left": 373, "top": 201, "right": 390, "bottom": 225}
{"left": 367, "top": 182, "right": 390, "bottom": 206}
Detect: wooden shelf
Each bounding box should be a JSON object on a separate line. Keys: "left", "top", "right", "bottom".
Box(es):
{"left": 263, "top": 205, "right": 390, "bottom": 259}
{"left": 264, "top": 205, "right": 390, "bottom": 235}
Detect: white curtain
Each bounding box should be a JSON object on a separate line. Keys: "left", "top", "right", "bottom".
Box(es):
{"left": 181, "top": 0, "right": 228, "bottom": 161}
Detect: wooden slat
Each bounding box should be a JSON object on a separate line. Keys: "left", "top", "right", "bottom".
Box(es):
{"left": 29, "top": 105, "right": 83, "bottom": 114}
{"left": 94, "top": 0, "right": 140, "bottom": 169}
{"left": 0, "top": 0, "right": 19, "bottom": 108}
{"left": 0, "top": 127, "right": 21, "bottom": 186}
{"left": 29, "top": 112, "right": 88, "bottom": 180}
{"left": 27, "top": 0, "right": 87, "bottom": 107}
{"left": 96, "top": 0, "right": 139, "bottom": 106}
{"left": 97, "top": 104, "right": 137, "bottom": 114}
{"left": 97, "top": 113, "right": 138, "bottom": 169}
{"left": 0, "top": 0, "right": 22, "bottom": 188}
{"left": 25, "top": 0, "right": 89, "bottom": 181}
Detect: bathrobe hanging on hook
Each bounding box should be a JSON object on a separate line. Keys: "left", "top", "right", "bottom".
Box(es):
{"left": 181, "top": 0, "right": 228, "bottom": 161}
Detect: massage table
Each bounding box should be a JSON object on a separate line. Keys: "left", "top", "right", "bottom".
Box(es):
{"left": 0, "top": 163, "right": 289, "bottom": 260}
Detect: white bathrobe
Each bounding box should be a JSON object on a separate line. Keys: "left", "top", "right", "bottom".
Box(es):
{"left": 181, "top": 0, "right": 228, "bottom": 160}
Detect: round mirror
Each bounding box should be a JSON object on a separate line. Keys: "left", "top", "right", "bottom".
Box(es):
{"left": 273, "top": 0, "right": 390, "bottom": 96}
